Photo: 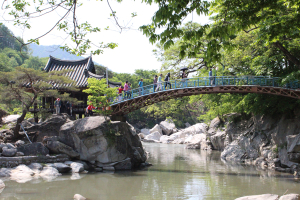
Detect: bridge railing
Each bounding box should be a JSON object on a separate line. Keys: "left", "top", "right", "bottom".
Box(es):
{"left": 111, "top": 76, "right": 299, "bottom": 105}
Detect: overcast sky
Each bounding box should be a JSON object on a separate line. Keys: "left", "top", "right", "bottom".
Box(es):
{"left": 2, "top": 0, "right": 208, "bottom": 74}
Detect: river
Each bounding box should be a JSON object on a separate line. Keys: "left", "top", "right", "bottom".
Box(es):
{"left": 1, "top": 143, "right": 299, "bottom": 199}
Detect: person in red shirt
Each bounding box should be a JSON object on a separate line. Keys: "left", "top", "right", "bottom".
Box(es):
{"left": 87, "top": 103, "right": 95, "bottom": 116}
{"left": 118, "top": 86, "right": 124, "bottom": 101}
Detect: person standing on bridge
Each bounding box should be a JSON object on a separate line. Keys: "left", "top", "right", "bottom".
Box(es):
{"left": 127, "top": 83, "right": 132, "bottom": 98}
{"left": 118, "top": 85, "right": 124, "bottom": 101}
{"left": 212, "top": 67, "right": 217, "bottom": 85}
{"left": 138, "top": 78, "right": 144, "bottom": 95}
{"left": 164, "top": 72, "right": 171, "bottom": 89}
{"left": 124, "top": 81, "right": 129, "bottom": 99}
{"left": 156, "top": 74, "right": 162, "bottom": 91}
{"left": 209, "top": 68, "right": 213, "bottom": 86}
{"left": 153, "top": 75, "right": 158, "bottom": 92}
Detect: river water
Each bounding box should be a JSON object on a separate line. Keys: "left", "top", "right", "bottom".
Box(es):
{"left": 1, "top": 143, "right": 299, "bottom": 200}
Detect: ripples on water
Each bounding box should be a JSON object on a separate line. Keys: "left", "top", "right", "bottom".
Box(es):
{"left": 0, "top": 143, "right": 299, "bottom": 200}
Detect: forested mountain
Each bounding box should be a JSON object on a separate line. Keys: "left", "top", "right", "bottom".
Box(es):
{"left": 29, "top": 44, "right": 84, "bottom": 61}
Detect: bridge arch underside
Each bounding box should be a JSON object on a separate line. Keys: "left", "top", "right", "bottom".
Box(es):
{"left": 111, "top": 85, "right": 300, "bottom": 116}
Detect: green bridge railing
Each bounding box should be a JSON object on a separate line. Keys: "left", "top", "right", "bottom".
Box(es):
{"left": 111, "top": 76, "right": 300, "bottom": 105}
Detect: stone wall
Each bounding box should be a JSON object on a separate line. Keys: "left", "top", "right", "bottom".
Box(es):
{"left": 0, "top": 154, "right": 70, "bottom": 168}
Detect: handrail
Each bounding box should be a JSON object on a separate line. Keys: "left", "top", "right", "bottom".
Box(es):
{"left": 111, "top": 76, "right": 300, "bottom": 105}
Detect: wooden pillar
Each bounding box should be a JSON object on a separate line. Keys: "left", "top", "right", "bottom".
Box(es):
{"left": 79, "top": 114, "right": 82, "bottom": 119}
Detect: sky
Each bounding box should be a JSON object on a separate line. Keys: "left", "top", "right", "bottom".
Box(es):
{"left": 1, "top": 0, "right": 209, "bottom": 74}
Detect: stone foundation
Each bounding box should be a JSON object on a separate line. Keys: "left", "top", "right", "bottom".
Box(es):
{"left": 0, "top": 154, "right": 70, "bottom": 168}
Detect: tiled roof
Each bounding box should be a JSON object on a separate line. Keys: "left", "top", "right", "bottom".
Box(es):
{"left": 44, "top": 56, "right": 121, "bottom": 88}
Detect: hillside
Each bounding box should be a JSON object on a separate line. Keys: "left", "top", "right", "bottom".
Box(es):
{"left": 29, "top": 44, "right": 84, "bottom": 60}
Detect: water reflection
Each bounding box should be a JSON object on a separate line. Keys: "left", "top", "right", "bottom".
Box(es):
{"left": 0, "top": 143, "right": 299, "bottom": 200}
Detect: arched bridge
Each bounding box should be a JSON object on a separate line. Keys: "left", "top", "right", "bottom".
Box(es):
{"left": 111, "top": 76, "right": 300, "bottom": 116}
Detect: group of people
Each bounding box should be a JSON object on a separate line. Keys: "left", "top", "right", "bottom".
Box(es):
{"left": 117, "top": 81, "right": 132, "bottom": 101}
{"left": 153, "top": 73, "right": 172, "bottom": 92}
{"left": 54, "top": 98, "right": 72, "bottom": 116}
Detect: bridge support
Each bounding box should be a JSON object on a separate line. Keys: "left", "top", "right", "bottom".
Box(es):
{"left": 111, "top": 115, "right": 126, "bottom": 122}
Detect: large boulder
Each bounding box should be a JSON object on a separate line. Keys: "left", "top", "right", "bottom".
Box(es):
{"left": 159, "top": 119, "right": 176, "bottom": 135}
{"left": 17, "top": 142, "right": 49, "bottom": 156}
{"left": 39, "top": 167, "right": 61, "bottom": 181}
{"left": 150, "top": 124, "right": 163, "bottom": 135}
{"left": 58, "top": 116, "right": 147, "bottom": 169}
{"left": 210, "top": 130, "right": 226, "bottom": 150}
{"left": 144, "top": 131, "right": 162, "bottom": 142}
{"left": 25, "top": 114, "right": 71, "bottom": 142}
{"left": 184, "top": 123, "right": 208, "bottom": 135}
{"left": 279, "top": 194, "right": 300, "bottom": 200}
{"left": 2, "top": 147, "right": 17, "bottom": 157}
{"left": 185, "top": 134, "right": 209, "bottom": 149}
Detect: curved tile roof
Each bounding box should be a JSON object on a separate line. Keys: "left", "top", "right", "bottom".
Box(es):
{"left": 44, "top": 56, "right": 121, "bottom": 88}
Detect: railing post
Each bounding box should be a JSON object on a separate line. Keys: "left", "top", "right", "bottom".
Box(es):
{"left": 175, "top": 80, "right": 177, "bottom": 88}
{"left": 272, "top": 78, "right": 274, "bottom": 87}
{"left": 198, "top": 78, "right": 199, "bottom": 87}
{"left": 247, "top": 77, "right": 248, "bottom": 85}
{"left": 222, "top": 77, "right": 224, "bottom": 85}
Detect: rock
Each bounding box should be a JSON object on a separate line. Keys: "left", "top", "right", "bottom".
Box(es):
{"left": 159, "top": 119, "right": 176, "bottom": 135}
{"left": 279, "top": 148, "right": 298, "bottom": 168}
{"left": 94, "top": 167, "right": 103, "bottom": 172}
{"left": 144, "top": 131, "right": 162, "bottom": 142}
{"left": 2, "top": 114, "right": 20, "bottom": 124}
{"left": 64, "top": 161, "right": 73, "bottom": 166}
{"left": 210, "top": 130, "right": 226, "bottom": 150}
{"left": 52, "top": 163, "right": 71, "bottom": 173}
{"left": 185, "top": 122, "right": 191, "bottom": 127}
{"left": 2, "top": 147, "right": 17, "bottom": 157}
{"left": 126, "top": 122, "right": 137, "bottom": 136}
{"left": 103, "top": 166, "right": 115, "bottom": 171}
{"left": 279, "top": 194, "right": 300, "bottom": 200}
{"left": 0, "top": 179, "right": 5, "bottom": 189}
{"left": 45, "top": 138, "right": 79, "bottom": 158}
{"left": 28, "top": 163, "right": 43, "bottom": 171}
{"left": 138, "top": 133, "right": 145, "bottom": 139}
{"left": 150, "top": 124, "right": 163, "bottom": 135}
{"left": 17, "top": 142, "right": 49, "bottom": 156}
{"left": 185, "top": 134, "right": 209, "bottom": 149}
{"left": 287, "top": 134, "right": 300, "bottom": 153}
{"left": 74, "top": 194, "right": 86, "bottom": 200}
{"left": 70, "top": 162, "right": 84, "bottom": 173}
{"left": 16, "top": 152, "right": 24, "bottom": 156}
{"left": 15, "top": 140, "right": 25, "bottom": 147}
{"left": 140, "top": 129, "right": 150, "bottom": 135}
{"left": 25, "top": 114, "right": 71, "bottom": 142}
{"left": 288, "top": 153, "right": 300, "bottom": 163}
{"left": 184, "top": 123, "right": 208, "bottom": 135}
{"left": 114, "top": 158, "right": 132, "bottom": 170}
{"left": 0, "top": 168, "right": 11, "bottom": 177}
{"left": 73, "top": 160, "right": 89, "bottom": 170}
{"left": 235, "top": 194, "right": 279, "bottom": 200}
{"left": 10, "top": 165, "right": 34, "bottom": 183}
{"left": 39, "top": 167, "right": 61, "bottom": 181}
{"left": 209, "top": 117, "right": 221, "bottom": 129}
{"left": 58, "top": 116, "right": 146, "bottom": 169}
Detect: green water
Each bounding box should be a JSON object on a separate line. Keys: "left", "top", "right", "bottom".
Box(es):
{"left": 0, "top": 143, "right": 299, "bottom": 200}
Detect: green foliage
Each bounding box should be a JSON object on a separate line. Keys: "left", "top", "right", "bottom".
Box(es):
{"left": 83, "top": 78, "right": 118, "bottom": 118}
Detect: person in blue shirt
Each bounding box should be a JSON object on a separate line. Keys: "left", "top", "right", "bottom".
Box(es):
{"left": 209, "top": 69, "right": 213, "bottom": 85}
{"left": 138, "top": 78, "right": 143, "bottom": 95}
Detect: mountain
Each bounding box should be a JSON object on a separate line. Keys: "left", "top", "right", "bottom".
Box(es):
{"left": 29, "top": 44, "right": 84, "bottom": 60}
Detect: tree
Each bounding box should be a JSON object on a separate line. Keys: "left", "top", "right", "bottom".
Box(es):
{"left": 83, "top": 78, "right": 118, "bottom": 120}
{"left": 0, "top": 67, "right": 78, "bottom": 138}
{"left": 141, "top": 0, "right": 300, "bottom": 71}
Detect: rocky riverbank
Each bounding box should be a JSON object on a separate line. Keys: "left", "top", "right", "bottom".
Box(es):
{"left": 0, "top": 114, "right": 148, "bottom": 185}
{"left": 139, "top": 113, "right": 300, "bottom": 178}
